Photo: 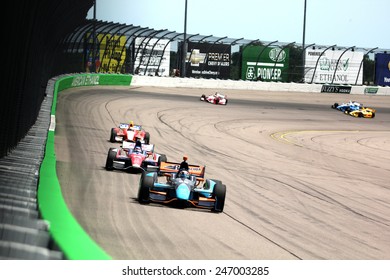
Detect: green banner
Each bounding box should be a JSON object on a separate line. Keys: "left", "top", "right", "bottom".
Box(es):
{"left": 241, "top": 46, "right": 289, "bottom": 82}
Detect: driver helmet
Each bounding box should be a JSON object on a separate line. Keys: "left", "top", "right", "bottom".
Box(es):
{"left": 179, "top": 170, "right": 189, "bottom": 179}
{"left": 134, "top": 146, "right": 142, "bottom": 153}
{"left": 129, "top": 121, "right": 134, "bottom": 127}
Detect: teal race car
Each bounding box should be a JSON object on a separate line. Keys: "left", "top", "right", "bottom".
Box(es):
{"left": 137, "top": 161, "right": 226, "bottom": 212}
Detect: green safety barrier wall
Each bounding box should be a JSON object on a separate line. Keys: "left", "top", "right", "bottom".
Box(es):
{"left": 38, "top": 73, "right": 132, "bottom": 260}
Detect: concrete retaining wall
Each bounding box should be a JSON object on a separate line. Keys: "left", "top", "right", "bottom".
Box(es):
{"left": 131, "top": 75, "right": 390, "bottom": 96}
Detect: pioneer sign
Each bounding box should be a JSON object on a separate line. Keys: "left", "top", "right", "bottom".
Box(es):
{"left": 241, "top": 46, "right": 289, "bottom": 82}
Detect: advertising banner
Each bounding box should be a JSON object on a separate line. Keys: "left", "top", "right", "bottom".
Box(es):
{"left": 241, "top": 46, "right": 290, "bottom": 82}
{"left": 321, "top": 84, "right": 351, "bottom": 94}
{"left": 134, "top": 38, "right": 171, "bottom": 76}
{"left": 375, "top": 53, "right": 390, "bottom": 86}
{"left": 99, "top": 34, "right": 127, "bottom": 73}
{"left": 85, "top": 33, "right": 127, "bottom": 73}
{"left": 186, "top": 42, "right": 231, "bottom": 79}
{"left": 304, "top": 49, "right": 364, "bottom": 84}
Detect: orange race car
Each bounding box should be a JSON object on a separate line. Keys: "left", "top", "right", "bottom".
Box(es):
{"left": 344, "top": 107, "right": 376, "bottom": 118}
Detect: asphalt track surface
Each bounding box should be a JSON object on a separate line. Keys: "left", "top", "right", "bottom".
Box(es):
{"left": 55, "top": 86, "right": 390, "bottom": 260}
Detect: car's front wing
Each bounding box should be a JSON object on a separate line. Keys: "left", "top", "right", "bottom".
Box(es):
{"left": 149, "top": 183, "right": 216, "bottom": 209}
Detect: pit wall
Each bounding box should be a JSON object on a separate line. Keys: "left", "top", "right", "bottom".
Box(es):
{"left": 131, "top": 75, "right": 390, "bottom": 95}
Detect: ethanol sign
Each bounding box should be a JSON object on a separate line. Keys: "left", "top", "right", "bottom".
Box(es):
{"left": 241, "top": 46, "right": 289, "bottom": 81}
{"left": 304, "top": 49, "right": 364, "bottom": 84}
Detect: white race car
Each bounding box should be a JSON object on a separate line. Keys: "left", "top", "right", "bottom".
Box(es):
{"left": 109, "top": 122, "right": 150, "bottom": 144}
{"left": 200, "top": 92, "right": 228, "bottom": 105}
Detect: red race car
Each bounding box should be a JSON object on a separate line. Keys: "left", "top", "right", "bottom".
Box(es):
{"left": 105, "top": 141, "right": 167, "bottom": 173}
{"left": 200, "top": 92, "right": 228, "bottom": 105}
{"left": 109, "top": 121, "right": 150, "bottom": 144}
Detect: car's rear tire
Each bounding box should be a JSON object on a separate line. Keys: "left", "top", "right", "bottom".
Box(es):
{"left": 105, "top": 148, "right": 116, "bottom": 170}
{"left": 144, "top": 132, "right": 150, "bottom": 144}
{"left": 371, "top": 112, "right": 375, "bottom": 118}
{"left": 138, "top": 172, "right": 154, "bottom": 204}
{"left": 126, "top": 158, "right": 133, "bottom": 173}
{"left": 212, "top": 181, "right": 226, "bottom": 213}
{"left": 157, "top": 154, "right": 167, "bottom": 175}
{"left": 158, "top": 154, "right": 167, "bottom": 165}
{"left": 110, "top": 128, "right": 117, "bottom": 143}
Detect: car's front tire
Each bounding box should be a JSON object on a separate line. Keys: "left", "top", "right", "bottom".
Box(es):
{"left": 212, "top": 181, "right": 226, "bottom": 213}
{"left": 110, "top": 128, "right": 117, "bottom": 143}
{"left": 138, "top": 172, "right": 154, "bottom": 204}
{"left": 105, "top": 148, "right": 117, "bottom": 170}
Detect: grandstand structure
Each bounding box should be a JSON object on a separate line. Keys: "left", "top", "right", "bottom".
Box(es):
{"left": 59, "top": 19, "right": 389, "bottom": 85}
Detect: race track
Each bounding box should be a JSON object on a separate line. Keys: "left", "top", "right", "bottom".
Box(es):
{"left": 54, "top": 86, "right": 390, "bottom": 260}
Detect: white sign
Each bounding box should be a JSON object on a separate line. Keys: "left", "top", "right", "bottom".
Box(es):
{"left": 304, "top": 49, "right": 364, "bottom": 84}
{"left": 134, "top": 38, "right": 171, "bottom": 76}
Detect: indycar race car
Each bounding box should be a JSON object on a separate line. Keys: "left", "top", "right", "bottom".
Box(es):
{"left": 109, "top": 122, "right": 150, "bottom": 144}
{"left": 345, "top": 107, "right": 376, "bottom": 118}
{"left": 105, "top": 141, "right": 167, "bottom": 173}
{"left": 332, "top": 101, "right": 376, "bottom": 118}
{"left": 331, "top": 100, "right": 362, "bottom": 112}
{"left": 137, "top": 161, "right": 226, "bottom": 212}
{"left": 200, "top": 92, "right": 228, "bottom": 105}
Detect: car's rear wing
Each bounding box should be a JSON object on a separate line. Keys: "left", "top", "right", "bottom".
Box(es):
{"left": 159, "top": 161, "right": 205, "bottom": 178}
{"left": 119, "top": 123, "right": 129, "bottom": 129}
{"left": 122, "top": 141, "right": 154, "bottom": 152}
{"left": 118, "top": 123, "right": 142, "bottom": 130}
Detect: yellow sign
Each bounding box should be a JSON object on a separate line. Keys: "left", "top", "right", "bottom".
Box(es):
{"left": 85, "top": 33, "right": 127, "bottom": 73}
